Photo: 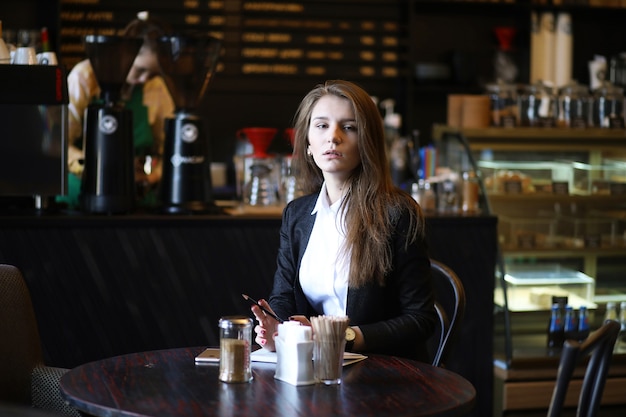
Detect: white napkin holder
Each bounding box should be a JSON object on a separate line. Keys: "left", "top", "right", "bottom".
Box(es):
{"left": 274, "top": 321, "right": 315, "bottom": 386}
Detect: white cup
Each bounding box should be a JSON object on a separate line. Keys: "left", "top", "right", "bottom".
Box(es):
{"left": 36, "top": 52, "right": 58, "bottom": 66}
{"left": 14, "top": 47, "right": 37, "bottom": 65}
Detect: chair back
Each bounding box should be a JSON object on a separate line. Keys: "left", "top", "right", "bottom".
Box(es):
{"left": 427, "top": 259, "right": 466, "bottom": 367}
{"left": 547, "top": 319, "right": 620, "bottom": 417}
{"left": 0, "top": 264, "right": 45, "bottom": 405}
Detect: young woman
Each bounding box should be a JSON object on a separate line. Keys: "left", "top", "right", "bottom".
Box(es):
{"left": 251, "top": 80, "right": 436, "bottom": 361}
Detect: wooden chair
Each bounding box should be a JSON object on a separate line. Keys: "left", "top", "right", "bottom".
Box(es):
{"left": 0, "top": 264, "right": 80, "bottom": 416}
{"left": 428, "top": 259, "right": 466, "bottom": 367}
{"left": 547, "top": 319, "right": 620, "bottom": 417}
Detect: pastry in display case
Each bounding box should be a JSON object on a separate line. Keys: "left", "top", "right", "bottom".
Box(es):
{"left": 498, "top": 215, "right": 557, "bottom": 250}
{"left": 556, "top": 215, "right": 622, "bottom": 249}
{"left": 591, "top": 209, "right": 626, "bottom": 243}
{"left": 500, "top": 214, "right": 625, "bottom": 250}
{"left": 479, "top": 160, "right": 572, "bottom": 194}
{"left": 571, "top": 161, "right": 626, "bottom": 195}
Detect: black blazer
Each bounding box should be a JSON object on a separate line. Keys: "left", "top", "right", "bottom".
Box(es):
{"left": 268, "top": 192, "right": 436, "bottom": 361}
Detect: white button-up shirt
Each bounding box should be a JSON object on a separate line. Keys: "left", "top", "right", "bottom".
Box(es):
{"left": 299, "top": 183, "right": 350, "bottom": 316}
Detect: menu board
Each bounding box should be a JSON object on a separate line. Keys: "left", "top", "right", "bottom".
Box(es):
{"left": 58, "top": 0, "right": 406, "bottom": 163}
{"left": 58, "top": 0, "right": 406, "bottom": 90}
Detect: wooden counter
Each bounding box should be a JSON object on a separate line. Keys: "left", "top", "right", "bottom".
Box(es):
{"left": 0, "top": 211, "right": 496, "bottom": 417}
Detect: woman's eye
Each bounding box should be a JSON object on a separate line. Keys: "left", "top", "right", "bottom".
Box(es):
{"left": 343, "top": 125, "right": 356, "bottom": 131}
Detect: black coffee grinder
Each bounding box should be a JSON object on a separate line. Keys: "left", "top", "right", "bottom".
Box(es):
{"left": 80, "top": 35, "right": 143, "bottom": 214}
{"left": 157, "top": 34, "right": 222, "bottom": 214}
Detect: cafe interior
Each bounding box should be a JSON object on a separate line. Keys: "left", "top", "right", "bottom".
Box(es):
{"left": 1, "top": 1, "right": 626, "bottom": 416}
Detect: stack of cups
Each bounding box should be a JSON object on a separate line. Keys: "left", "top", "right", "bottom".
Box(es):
{"left": 13, "top": 46, "right": 37, "bottom": 64}
{"left": 0, "top": 21, "right": 58, "bottom": 65}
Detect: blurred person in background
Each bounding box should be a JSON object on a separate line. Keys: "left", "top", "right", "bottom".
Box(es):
{"left": 59, "top": 11, "right": 175, "bottom": 209}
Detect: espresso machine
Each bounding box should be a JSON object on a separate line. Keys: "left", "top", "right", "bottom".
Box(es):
{"left": 80, "top": 35, "right": 143, "bottom": 214}
{"left": 157, "top": 34, "right": 222, "bottom": 214}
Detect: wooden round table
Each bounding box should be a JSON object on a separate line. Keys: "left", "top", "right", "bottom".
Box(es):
{"left": 60, "top": 347, "right": 475, "bottom": 417}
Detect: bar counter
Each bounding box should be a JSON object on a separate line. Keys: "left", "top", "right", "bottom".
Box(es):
{"left": 0, "top": 209, "right": 496, "bottom": 417}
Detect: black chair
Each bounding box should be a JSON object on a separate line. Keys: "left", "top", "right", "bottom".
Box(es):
{"left": 0, "top": 264, "right": 80, "bottom": 416}
{"left": 547, "top": 319, "right": 620, "bottom": 417}
{"left": 428, "top": 259, "right": 466, "bottom": 368}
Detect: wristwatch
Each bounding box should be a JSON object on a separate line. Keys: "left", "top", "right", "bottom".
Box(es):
{"left": 345, "top": 327, "right": 356, "bottom": 351}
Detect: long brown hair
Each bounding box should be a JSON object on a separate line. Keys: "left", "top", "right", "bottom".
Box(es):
{"left": 292, "top": 80, "right": 425, "bottom": 287}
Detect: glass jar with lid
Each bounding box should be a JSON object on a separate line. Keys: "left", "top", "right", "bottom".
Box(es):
{"left": 519, "top": 81, "right": 558, "bottom": 127}
{"left": 557, "top": 80, "right": 591, "bottom": 128}
{"left": 592, "top": 81, "right": 625, "bottom": 129}
{"left": 485, "top": 81, "right": 518, "bottom": 127}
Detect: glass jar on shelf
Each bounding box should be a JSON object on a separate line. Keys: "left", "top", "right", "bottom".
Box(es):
{"left": 485, "top": 81, "right": 518, "bottom": 127}
{"left": 519, "top": 80, "right": 558, "bottom": 127}
{"left": 591, "top": 81, "right": 624, "bottom": 129}
{"left": 557, "top": 80, "right": 592, "bottom": 129}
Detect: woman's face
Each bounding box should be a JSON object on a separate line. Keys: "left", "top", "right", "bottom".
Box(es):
{"left": 126, "top": 47, "right": 160, "bottom": 85}
{"left": 307, "top": 94, "right": 361, "bottom": 183}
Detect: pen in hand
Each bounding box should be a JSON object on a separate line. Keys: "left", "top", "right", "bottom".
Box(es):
{"left": 242, "top": 293, "right": 285, "bottom": 323}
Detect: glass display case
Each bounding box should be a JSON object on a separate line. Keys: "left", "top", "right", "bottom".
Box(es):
{"left": 478, "top": 160, "right": 572, "bottom": 194}
{"left": 433, "top": 125, "right": 626, "bottom": 306}
{"left": 433, "top": 125, "right": 626, "bottom": 366}
{"left": 571, "top": 161, "right": 626, "bottom": 195}
{"left": 498, "top": 215, "right": 557, "bottom": 250}
{"left": 556, "top": 215, "right": 622, "bottom": 249}
{"left": 494, "top": 264, "right": 597, "bottom": 312}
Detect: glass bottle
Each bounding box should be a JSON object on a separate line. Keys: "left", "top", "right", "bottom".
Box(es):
{"left": 605, "top": 301, "right": 618, "bottom": 322}
{"left": 547, "top": 303, "right": 564, "bottom": 350}
{"left": 412, "top": 179, "right": 436, "bottom": 212}
{"left": 609, "top": 53, "right": 626, "bottom": 88}
{"left": 578, "top": 305, "right": 590, "bottom": 342}
{"left": 605, "top": 301, "right": 618, "bottom": 353}
{"left": 563, "top": 305, "right": 578, "bottom": 342}
{"left": 462, "top": 171, "right": 480, "bottom": 213}
{"left": 437, "top": 173, "right": 461, "bottom": 213}
{"left": 618, "top": 301, "right": 626, "bottom": 349}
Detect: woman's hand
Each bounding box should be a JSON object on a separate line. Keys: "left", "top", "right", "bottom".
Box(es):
{"left": 250, "top": 299, "right": 280, "bottom": 351}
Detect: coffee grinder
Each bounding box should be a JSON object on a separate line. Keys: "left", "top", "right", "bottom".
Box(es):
{"left": 80, "top": 35, "right": 143, "bottom": 214}
{"left": 157, "top": 34, "right": 222, "bottom": 214}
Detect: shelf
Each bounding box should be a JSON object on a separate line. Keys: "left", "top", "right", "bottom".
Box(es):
{"left": 487, "top": 193, "right": 626, "bottom": 203}
{"left": 436, "top": 125, "right": 626, "bottom": 139}
{"left": 494, "top": 287, "right": 597, "bottom": 312}
{"left": 434, "top": 125, "right": 626, "bottom": 152}
{"left": 504, "top": 248, "right": 626, "bottom": 258}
